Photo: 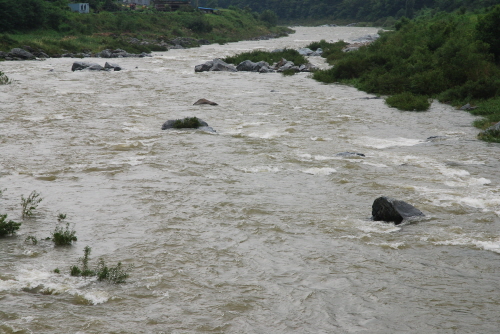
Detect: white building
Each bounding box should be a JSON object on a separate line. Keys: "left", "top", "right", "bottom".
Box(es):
{"left": 68, "top": 3, "right": 90, "bottom": 13}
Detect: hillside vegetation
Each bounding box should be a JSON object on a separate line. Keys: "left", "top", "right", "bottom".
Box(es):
{"left": 200, "top": 0, "right": 500, "bottom": 24}
{"left": 311, "top": 7, "right": 500, "bottom": 142}
{"left": 0, "top": 0, "right": 290, "bottom": 55}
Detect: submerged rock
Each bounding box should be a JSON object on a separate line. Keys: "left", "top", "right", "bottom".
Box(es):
{"left": 372, "top": 196, "right": 424, "bottom": 225}
{"left": 193, "top": 98, "right": 218, "bottom": 106}
{"left": 335, "top": 152, "right": 365, "bottom": 157}
{"left": 195, "top": 58, "right": 237, "bottom": 72}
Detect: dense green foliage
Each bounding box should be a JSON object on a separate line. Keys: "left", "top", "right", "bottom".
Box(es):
{"left": 0, "top": 71, "right": 11, "bottom": 84}
{"left": 21, "top": 190, "right": 42, "bottom": 218}
{"left": 70, "top": 246, "right": 130, "bottom": 283}
{"left": 312, "top": 9, "right": 500, "bottom": 141}
{"left": 385, "top": 92, "right": 431, "bottom": 111}
{"left": 199, "top": 0, "right": 500, "bottom": 22}
{"left": 223, "top": 49, "right": 306, "bottom": 66}
{"left": 0, "top": 214, "right": 21, "bottom": 237}
{"left": 52, "top": 222, "right": 77, "bottom": 246}
{"left": 172, "top": 117, "right": 204, "bottom": 129}
{"left": 0, "top": 1, "right": 289, "bottom": 55}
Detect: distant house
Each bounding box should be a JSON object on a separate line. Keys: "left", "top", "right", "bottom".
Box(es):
{"left": 68, "top": 3, "right": 90, "bottom": 13}
{"left": 123, "top": 0, "right": 152, "bottom": 6}
{"left": 153, "top": 0, "right": 191, "bottom": 11}
{"left": 198, "top": 7, "right": 217, "bottom": 14}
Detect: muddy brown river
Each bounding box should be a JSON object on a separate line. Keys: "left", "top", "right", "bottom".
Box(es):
{"left": 1, "top": 27, "right": 499, "bottom": 333}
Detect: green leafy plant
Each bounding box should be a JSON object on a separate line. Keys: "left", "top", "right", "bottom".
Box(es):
{"left": 281, "top": 68, "right": 296, "bottom": 76}
{"left": 52, "top": 222, "right": 77, "bottom": 246}
{"left": 0, "top": 71, "right": 12, "bottom": 85}
{"left": 70, "top": 246, "right": 131, "bottom": 283}
{"left": 21, "top": 190, "right": 43, "bottom": 218}
{"left": 0, "top": 214, "right": 21, "bottom": 237}
{"left": 95, "top": 259, "right": 130, "bottom": 284}
{"left": 25, "top": 235, "right": 38, "bottom": 245}
{"left": 172, "top": 117, "right": 203, "bottom": 129}
{"left": 223, "top": 49, "right": 307, "bottom": 68}
{"left": 385, "top": 92, "right": 432, "bottom": 111}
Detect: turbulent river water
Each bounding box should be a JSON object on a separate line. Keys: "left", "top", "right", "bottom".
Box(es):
{"left": 1, "top": 27, "right": 500, "bottom": 334}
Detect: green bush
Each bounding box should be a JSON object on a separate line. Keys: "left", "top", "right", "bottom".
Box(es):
{"left": 70, "top": 246, "right": 131, "bottom": 283}
{"left": 0, "top": 214, "right": 21, "bottom": 237}
{"left": 172, "top": 117, "right": 203, "bottom": 129}
{"left": 476, "top": 5, "right": 500, "bottom": 63}
{"left": 223, "top": 49, "right": 307, "bottom": 67}
{"left": 21, "top": 190, "right": 42, "bottom": 218}
{"left": 0, "top": 71, "right": 12, "bottom": 85}
{"left": 281, "top": 68, "right": 296, "bottom": 76}
{"left": 52, "top": 222, "right": 77, "bottom": 246}
{"left": 385, "top": 92, "right": 431, "bottom": 111}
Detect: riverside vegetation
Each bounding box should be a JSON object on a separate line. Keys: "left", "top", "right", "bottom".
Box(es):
{"left": 0, "top": 0, "right": 290, "bottom": 57}
{"left": 309, "top": 7, "right": 500, "bottom": 143}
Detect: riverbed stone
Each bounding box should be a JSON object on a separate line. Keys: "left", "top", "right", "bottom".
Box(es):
{"left": 372, "top": 196, "right": 424, "bottom": 224}
{"left": 161, "top": 118, "right": 215, "bottom": 133}
{"left": 237, "top": 60, "right": 257, "bottom": 71}
{"left": 193, "top": 98, "right": 218, "bottom": 105}
{"left": 8, "top": 48, "right": 36, "bottom": 60}
{"left": 209, "top": 59, "right": 237, "bottom": 72}
{"left": 105, "top": 62, "right": 122, "bottom": 71}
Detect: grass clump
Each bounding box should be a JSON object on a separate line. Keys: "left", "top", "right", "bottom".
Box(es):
{"left": 25, "top": 235, "right": 38, "bottom": 245}
{"left": 70, "top": 246, "right": 131, "bottom": 284}
{"left": 385, "top": 92, "right": 431, "bottom": 111}
{"left": 21, "top": 190, "right": 42, "bottom": 218}
{"left": 172, "top": 117, "right": 203, "bottom": 129}
{"left": 0, "top": 71, "right": 12, "bottom": 85}
{"left": 223, "top": 49, "right": 307, "bottom": 67}
{"left": 0, "top": 214, "right": 21, "bottom": 237}
{"left": 305, "top": 40, "right": 348, "bottom": 64}
{"left": 281, "top": 68, "right": 297, "bottom": 76}
{"left": 52, "top": 223, "right": 77, "bottom": 246}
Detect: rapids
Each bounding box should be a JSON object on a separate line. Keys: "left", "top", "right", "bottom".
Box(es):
{"left": 1, "top": 27, "right": 499, "bottom": 333}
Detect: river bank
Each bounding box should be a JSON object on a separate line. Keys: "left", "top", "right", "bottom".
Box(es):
{"left": 0, "top": 8, "right": 292, "bottom": 59}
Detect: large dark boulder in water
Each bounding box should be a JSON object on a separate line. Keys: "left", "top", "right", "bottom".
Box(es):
{"left": 372, "top": 196, "right": 424, "bottom": 225}
{"left": 161, "top": 117, "right": 215, "bottom": 133}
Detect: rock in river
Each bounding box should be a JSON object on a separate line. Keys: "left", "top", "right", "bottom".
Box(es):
{"left": 372, "top": 196, "right": 424, "bottom": 225}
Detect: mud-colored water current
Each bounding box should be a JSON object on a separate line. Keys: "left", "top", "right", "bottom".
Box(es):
{"left": 1, "top": 27, "right": 499, "bottom": 333}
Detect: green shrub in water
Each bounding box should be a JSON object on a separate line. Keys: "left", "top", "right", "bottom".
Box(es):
{"left": 281, "top": 68, "right": 296, "bottom": 76}
{"left": 52, "top": 222, "right": 77, "bottom": 246}
{"left": 385, "top": 92, "right": 431, "bottom": 111}
{"left": 222, "top": 49, "right": 307, "bottom": 67}
{"left": 172, "top": 117, "right": 203, "bottom": 129}
{"left": 0, "top": 214, "right": 21, "bottom": 237}
{"left": 0, "top": 71, "right": 12, "bottom": 85}
{"left": 21, "top": 190, "right": 42, "bottom": 218}
{"left": 70, "top": 246, "right": 131, "bottom": 283}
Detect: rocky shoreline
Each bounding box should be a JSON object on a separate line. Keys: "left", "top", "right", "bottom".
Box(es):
{"left": 0, "top": 32, "right": 290, "bottom": 61}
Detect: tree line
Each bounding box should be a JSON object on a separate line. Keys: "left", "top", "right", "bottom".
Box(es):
{"left": 199, "top": 0, "right": 500, "bottom": 21}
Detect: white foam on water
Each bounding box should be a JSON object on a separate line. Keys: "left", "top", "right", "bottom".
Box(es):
{"left": 353, "top": 136, "right": 422, "bottom": 149}
{"left": 297, "top": 153, "right": 312, "bottom": 160}
{"left": 475, "top": 239, "right": 500, "bottom": 254}
{"left": 240, "top": 166, "right": 282, "bottom": 173}
{"left": 310, "top": 137, "right": 333, "bottom": 141}
{"left": 362, "top": 162, "right": 389, "bottom": 168}
{"left": 301, "top": 167, "right": 337, "bottom": 175}
{"left": 314, "top": 155, "right": 334, "bottom": 161}
{"left": 369, "top": 242, "right": 406, "bottom": 249}
{"left": 356, "top": 221, "right": 401, "bottom": 234}
{"left": 71, "top": 289, "right": 111, "bottom": 305}
{"left": 248, "top": 130, "right": 287, "bottom": 139}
